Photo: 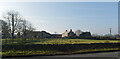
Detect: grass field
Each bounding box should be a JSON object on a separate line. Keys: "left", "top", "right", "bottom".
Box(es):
{"left": 33, "top": 39, "right": 119, "bottom": 44}
{"left": 2, "top": 38, "right": 120, "bottom": 45}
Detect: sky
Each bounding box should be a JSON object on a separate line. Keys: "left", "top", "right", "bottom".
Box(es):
{"left": 0, "top": 0, "right": 119, "bottom": 2}
{"left": 0, "top": 2, "right": 118, "bottom": 35}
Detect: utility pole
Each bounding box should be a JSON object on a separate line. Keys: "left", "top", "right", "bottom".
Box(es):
{"left": 118, "top": 1, "right": 120, "bottom": 36}
{"left": 109, "top": 28, "right": 112, "bottom": 36}
{"left": 54, "top": 32, "right": 57, "bottom": 34}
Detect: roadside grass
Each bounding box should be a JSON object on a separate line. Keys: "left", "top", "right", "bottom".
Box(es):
{"left": 2, "top": 48, "right": 119, "bottom": 57}
{"left": 72, "top": 48, "right": 119, "bottom": 54}
{"left": 2, "top": 50, "right": 64, "bottom": 57}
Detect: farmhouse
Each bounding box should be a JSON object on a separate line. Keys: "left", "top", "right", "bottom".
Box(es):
{"left": 62, "top": 29, "right": 76, "bottom": 38}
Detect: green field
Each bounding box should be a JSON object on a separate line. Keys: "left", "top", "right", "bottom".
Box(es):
{"left": 33, "top": 39, "right": 119, "bottom": 44}
{"left": 2, "top": 39, "right": 120, "bottom": 45}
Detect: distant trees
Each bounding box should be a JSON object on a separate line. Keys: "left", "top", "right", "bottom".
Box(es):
{"left": 0, "top": 21, "right": 2, "bottom": 37}
{"left": 0, "top": 20, "right": 10, "bottom": 38}
{"left": 22, "top": 20, "right": 35, "bottom": 40}
{"left": 75, "top": 30, "right": 82, "bottom": 36}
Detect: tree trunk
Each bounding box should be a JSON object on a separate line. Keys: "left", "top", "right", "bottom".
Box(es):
{"left": 11, "top": 14, "right": 14, "bottom": 40}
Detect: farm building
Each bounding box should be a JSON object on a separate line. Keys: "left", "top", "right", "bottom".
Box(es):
{"left": 51, "top": 34, "right": 62, "bottom": 38}
{"left": 62, "top": 29, "right": 91, "bottom": 38}
{"left": 25, "top": 30, "right": 62, "bottom": 39}
{"left": 25, "top": 30, "right": 51, "bottom": 39}
{"left": 80, "top": 32, "right": 91, "bottom": 37}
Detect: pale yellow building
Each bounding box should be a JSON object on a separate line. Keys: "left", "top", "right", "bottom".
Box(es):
{"left": 62, "top": 30, "right": 70, "bottom": 37}
{"left": 62, "top": 29, "right": 75, "bottom": 38}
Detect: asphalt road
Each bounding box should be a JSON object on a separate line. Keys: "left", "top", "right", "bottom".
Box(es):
{"left": 2, "top": 51, "right": 120, "bottom": 59}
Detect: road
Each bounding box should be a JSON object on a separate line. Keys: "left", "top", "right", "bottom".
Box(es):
{"left": 2, "top": 51, "right": 120, "bottom": 59}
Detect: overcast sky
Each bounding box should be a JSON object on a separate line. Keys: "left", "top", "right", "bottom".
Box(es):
{"left": 0, "top": 2, "right": 118, "bottom": 35}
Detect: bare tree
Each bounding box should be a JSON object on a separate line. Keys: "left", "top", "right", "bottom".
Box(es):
{"left": 3, "top": 10, "right": 35, "bottom": 40}
{"left": 3, "top": 10, "right": 23, "bottom": 39}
